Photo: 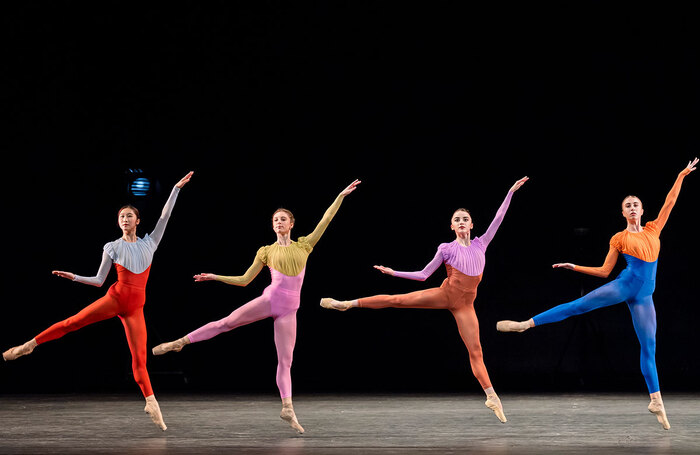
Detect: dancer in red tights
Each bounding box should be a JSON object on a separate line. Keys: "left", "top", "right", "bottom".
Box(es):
{"left": 3, "top": 171, "right": 194, "bottom": 431}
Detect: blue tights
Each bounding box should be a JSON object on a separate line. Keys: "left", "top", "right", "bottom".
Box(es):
{"left": 532, "top": 255, "right": 660, "bottom": 393}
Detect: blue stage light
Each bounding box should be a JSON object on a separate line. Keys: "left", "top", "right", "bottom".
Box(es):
{"left": 126, "top": 169, "right": 152, "bottom": 197}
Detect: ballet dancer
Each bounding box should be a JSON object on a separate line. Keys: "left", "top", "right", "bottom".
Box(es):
{"left": 497, "top": 158, "right": 698, "bottom": 430}
{"left": 3, "top": 171, "right": 194, "bottom": 431}
{"left": 152, "top": 179, "right": 361, "bottom": 433}
{"left": 321, "top": 176, "right": 529, "bottom": 423}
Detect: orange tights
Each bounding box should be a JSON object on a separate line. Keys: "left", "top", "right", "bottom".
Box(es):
{"left": 358, "top": 266, "right": 492, "bottom": 389}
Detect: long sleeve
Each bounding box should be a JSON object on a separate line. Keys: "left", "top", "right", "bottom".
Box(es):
{"left": 73, "top": 251, "right": 113, "bottom": 287}
{"left": 572, "top": 246, "right": 619, "bottom": 278}
{"left": 654, "top": 170, "right": 690, "bottom": 231}
{"left": 393, "top": 249, "right": 444, "bottom": 281}
{"left": 150, "top": 186, "right": 181, "bottom": 246}
{"left": 305, "top": 193, "right": 344, "bottom": 248}
{"left": 215, "top": 257, "right": 264, "bottom": 286}
{"left": 479, "top": 190, "right": 514, "bottom": 248}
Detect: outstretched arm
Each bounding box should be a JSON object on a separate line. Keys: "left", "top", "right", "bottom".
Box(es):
{"left": 53, "top": 250, "right": 113, "bottom": 287}
{"left": 194, "top": 257, "right": 264, "bottom": 287}
{"left": 150, "top": 171, "right": 194, "bottom": 246}
{"left": 305, "top": 179, "right": 361, "bottom": 247}
{"left": 552, "top": 246, "right": 619, "bottom": 279}
{"left": 374, "top": 249, "right": 444, "bottom": 281}
{"left": 654, "top": 158, "right": 697, "bottom": 231}
{"left": 479, "top": 176, "right": 528, "bottom": 247}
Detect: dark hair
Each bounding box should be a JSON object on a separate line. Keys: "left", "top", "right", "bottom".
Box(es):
{"left": 453, "top": 207, "right": 472, "bottom": 217}
{"left": 272, "top": 208, "right": 295, "bottom": 224}
{"left": 118, "top": 204, "right": 141, "bottom": 220}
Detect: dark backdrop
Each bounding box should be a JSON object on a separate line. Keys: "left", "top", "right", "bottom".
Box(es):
{"left": 2, "top": 2, "right": 699, "bottom": 396}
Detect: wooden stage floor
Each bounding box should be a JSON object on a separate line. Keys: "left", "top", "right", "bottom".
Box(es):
{"left": 0, "top": 393, "right": 698, "bottom": 454}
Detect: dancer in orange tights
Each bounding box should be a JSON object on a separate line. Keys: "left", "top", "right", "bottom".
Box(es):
{"left": 321, "top": 176, "right": 528, "bottom": 423}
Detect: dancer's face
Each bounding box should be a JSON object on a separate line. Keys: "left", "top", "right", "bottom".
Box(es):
{"left": 451, "top": 210, "right": 473, "bottom": 237}
{"left": 119, "top": 208, "right": 140, "bottom": 233}
{"left": 622, "top": 196, "right": 644, "bottom": 222}
{"left": 272, "top": 211, "right": 294, "bottom": 236}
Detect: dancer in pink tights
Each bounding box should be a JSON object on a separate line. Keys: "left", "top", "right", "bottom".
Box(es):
{"left": 152, "top": 179, "right": 361, "bottom": 433}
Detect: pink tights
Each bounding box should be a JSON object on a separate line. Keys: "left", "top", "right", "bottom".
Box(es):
{"left": 187, "top": 269, "right": 302, "bottom": 398}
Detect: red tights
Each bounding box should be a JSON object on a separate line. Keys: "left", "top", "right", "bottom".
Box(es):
{"left": 35, "top": 265, "right": 153, "bottom": 397}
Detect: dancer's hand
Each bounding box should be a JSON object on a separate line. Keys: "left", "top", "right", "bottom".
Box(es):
{"left": 52, "top": 270, "right": 76, "bottom": 280}
{"left": 194, "top": 273, "right": 216, "bottom": 282}
{"left": 373, "top": 265, "right": 395, "bottom": 276}
{"left": 681, "top": 157, "right": 698, "bottom": 176}
{"left": 552, "top": 263, "right": 575, "bottom": 270}
{"left": 510, "top": 176, "right": 529, "bottom": 192}
{"left": 340, "top": 179, "right": 361, "bottom": 197}
{"left": 176, "top": 171, "right": 194, "bottom": 188}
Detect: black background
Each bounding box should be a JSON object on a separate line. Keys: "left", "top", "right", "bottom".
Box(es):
{"left": 2, "top": 2, "right": 699, "bottom": 396}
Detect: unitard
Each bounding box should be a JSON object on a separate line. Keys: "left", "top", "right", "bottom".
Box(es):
{"left": 184, "top": 193, "right": 348, "bottom": 399}
{"left": 34, "top": 186, "right": 182, "bottom": 398}
{"left": 358, "top": 190, "right": 515, "bottom": 390}
{"left": 530, "top": 169, "right": 691, "bottom": 394}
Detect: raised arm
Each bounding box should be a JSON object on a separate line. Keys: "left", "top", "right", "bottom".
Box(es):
{"left": 305, "top": 179, "right": 360, "bottom": 247}
{"left": 479, "top": 176, "right": 528, "bottom": 248}
{"left": 53, "top": 250, "right": 113, "bottom": 287}
{"left": 552, "top": 245, "right": 619, "bottom": 279}
{"left": 375, "top": 248, "right": 444, "bottom": 281}
{"left": 653, "top": 158, "right": 697, "bottom": 231}
{"left": 150, "top": 171, "right": 194, "bottom": 246}
{"left": 194, "top": 257, "right": 264, "bottom": 287}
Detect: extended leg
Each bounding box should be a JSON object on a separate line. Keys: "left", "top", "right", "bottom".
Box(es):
{"left": 153, "top": 294, "right": 272, "bottom": 355}
{"left": 498, "top": 279, "right": 629, "bottom": 332}
{"left": 4, "top": 294, "right": 120, "bottom": 361}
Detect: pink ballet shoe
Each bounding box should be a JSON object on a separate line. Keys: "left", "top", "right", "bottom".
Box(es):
{"left": 152, "top": 336, "right": 189, "bottom": 356}
{"left": 485, "top": 395, "right": 507, "bottom": 423}
{"left": 496, "top": 320, "right": 529, "bottom": 333}
{"left": 3, "top": 339, "right": 37, "bottom": 361}
{"left": 320, "top": 298, "right": 352, "bottom": 311}
{"left": 280, "top": 405, "right": 305, "bottom": 434}
{"left": 144, "top": 396, "right": 167, "bottom": 431}
{"left": 648, "top": 400, "right": 671, "bottom": 430}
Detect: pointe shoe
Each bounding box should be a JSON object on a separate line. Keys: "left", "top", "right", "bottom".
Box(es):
{"left": 496, "top": 320, "right": 529, "bottom": 333}
{"left": 152, "top": 336, "right": 189, "bottom": 356}
{"left": 3, "top": 339, "right": 37, "bottom": 361}
{"left": 648, "top": 400, "right": 671, "bottom": 430}
{"left": 320, "top": 298, "right": 353, "bottom": 311}
{"left": 144, "top": 396, "right": 167, "bottom": 431}
{"left": 485, "top": 395, "right": 507, "bottom": 423}
{"left": 280, "top": 406, "right": 305, "bottom": 433}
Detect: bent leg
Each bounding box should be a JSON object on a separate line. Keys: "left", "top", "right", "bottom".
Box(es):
{"left": 120, "top": 308, "right": 153, "bottom": 398}
{"left": 35, "top": 294, "right": 121, "bottom": 345}
{"left": 532, "top": 279, "right": 629, "bottom": 327}
{"left": 187, "top": 294, "right": 272, "bottom": 343}
{"left": 627, "top": 296, "right": 659, "bottom": 394}
{"left": 358, "top": 287, "right": 450, "bottom": 310}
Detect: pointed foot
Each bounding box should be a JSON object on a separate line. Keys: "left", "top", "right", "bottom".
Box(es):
{"left": 496, "top": 320, "right": 529, "bottom": 333}
{"left": 320, "top": 298, "right": 352, "bottom": 312}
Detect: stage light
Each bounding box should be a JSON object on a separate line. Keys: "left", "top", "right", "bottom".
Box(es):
{"left": 126, "top": 169, "right": 152, "bottom": 197}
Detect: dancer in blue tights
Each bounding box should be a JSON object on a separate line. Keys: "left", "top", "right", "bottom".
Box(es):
{"left": 498, "top": 158, "right": 697, "bottom": 430}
